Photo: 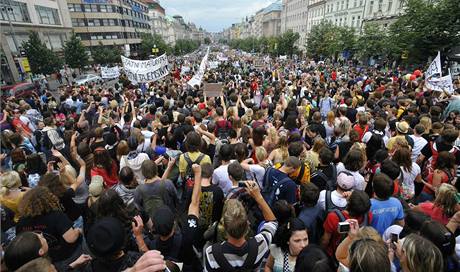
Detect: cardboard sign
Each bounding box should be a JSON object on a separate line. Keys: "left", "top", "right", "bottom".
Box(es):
{"left": 204, "top": 83, "right": 223, "bottom": 97}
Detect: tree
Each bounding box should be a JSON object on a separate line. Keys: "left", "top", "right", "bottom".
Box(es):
{"left": 22, "top": 31, "right": 62, "bottom": 75}
{"left": 355, "top": 23, "right": 387, "bottom": 61}
{"left": 306, "top": 21, "right": 338, "bottom": 59}
{"left": 139, "top": 33, "right": 170, "bottom": 58}
{"left": 64, "top": 32, "right": 88, "bottom": 69}
{"left": 91, "top": 43, "right": 121, "bottom": 65}
{"left": 277, "top": 30, "right": 300, "bottom": 57}
{"left": 174, "top": 39, "right": 200, "bottom": 55}
{"left": 204, "top": 37, "right": 211, "bottom": 44}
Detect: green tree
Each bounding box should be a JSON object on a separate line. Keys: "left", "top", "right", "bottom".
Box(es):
{"left": 306, "top": 21, "right": 338, "bottom": 59}
{"left": 139, "top": 33, "right": 170, "bottom": 58}
{"left": 91, "top": 43, "right": 121, "bottom": 65}
{"left": 174, "top": 39, "right": 200, "bottom": 55}
{"left": 355, "top": 23, "right": 387, "bottom": 60}
{"left": 277, "top": 30, "right": 300, "bottom": 57}
{"left": 388, "top": 0, "right": 460, "bottom": 63}
{"left": 204, "top": 37, "right": 211, "bottom": 44}
{"left": 64, "top": 32, "right": 88, "bottom": 69}
{"left": 22, "top": 31, "right": 62, "bottom": 75}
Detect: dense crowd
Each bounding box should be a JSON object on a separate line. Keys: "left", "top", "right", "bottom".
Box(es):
{"left": 1, "top": 51, "right": 460, "bottom": 272}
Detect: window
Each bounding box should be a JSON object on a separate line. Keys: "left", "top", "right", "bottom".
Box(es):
{"left": 346, "top": 0, "right": 349, "bottom": 9}
{"left": 0, "top": 0, "right": 30, "bottom": 23}
{"left": 369, "top": 1, "right": 374, "bottom": 14}
{"left": 68, "top": 4, "right": 75, "bottom": 12}
{"left": 351, "top": 16, "right": 355, "bottom": 27}
{"left": 360, "top": 0, "right": 363, "bottom": 6}
{"left": 378, "top": 0, "right": 383, "bottom": 11}
{"left": 388, "top": 0, "right": 392, "bottom": 11}
{"left": 354, "top": 0, "right": 357, "bottom": 7}
{"left": 100, "top": 5, "right": 107, "bottom": 12}
{"left": 341, "top": 1, "right": 344, "bottom": 10}
{"left": 74, "top": 4, "right": 82, "bottom": 12}
{"left": 35, "top": 5, "right": 60, "bottom": 25}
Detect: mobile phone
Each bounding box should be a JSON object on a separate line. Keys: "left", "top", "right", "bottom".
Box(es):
{"left": 163, "top": 153, "right": 170, "bottom": 160}
{"left": 238, "top": 181, "right": 247, "bottom": 188}
{"left": 338, "top": 222, "right": 350, "bottom": 234}
{"left": 390, "top": 233, "right": 398, "bottom": 250}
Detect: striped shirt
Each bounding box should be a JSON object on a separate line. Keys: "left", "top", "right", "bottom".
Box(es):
{"left": 204, "top": 221, "right": 278, "bottom": 272}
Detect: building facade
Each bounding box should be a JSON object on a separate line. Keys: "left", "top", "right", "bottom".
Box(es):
{"left": 324, "top": 0, "right": 365, "bottom": 29}
{"left": 262, "top": 1, "right": 282, "bottom": 37}
{"left": 66, "top": 0, "right": 150, "bottom": 56}
{"left": 281, "top": 0, "right": 309, "bottom": 50}
{"left": 1, "top": 0, "right": 72, "bottom": 83}
{"left": 362, "top": 0, "right": 404, "bottom": 28}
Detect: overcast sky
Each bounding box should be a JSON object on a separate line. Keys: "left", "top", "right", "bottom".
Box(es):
{"left": 161, "top": 0, "right": 274, "bottom": 32}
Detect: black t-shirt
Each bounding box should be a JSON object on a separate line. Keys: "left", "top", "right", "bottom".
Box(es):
{"left": 311, "top": 164, "right": 335, "bottom": 191}
{"left": 60, "top": 188, "right": 82, "bottom": 221}
{"left": 185, "top": 185, "right": 224, "bottom": 227}
{"left": 337, "top": 141, "right": 353, "bottom": 162}
{"left": 16, "top": 211, "right": 81, "bottom": 262}
{"left": 346, "top": 107, "right": 357, "bottom": 124}
{"left": 83, "top": 251, "right": 141, "bottom": 272}
{"left": 421, "top": 138, "right": 460, "bottom": 164}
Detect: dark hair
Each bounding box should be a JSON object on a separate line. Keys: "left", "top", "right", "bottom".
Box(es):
{"left": 400, "top": 210, "right": 431, "bottom": 238}
{"left": 372, "top": 173, "right": 394, "bottom": 200}
{"left": 219, "top": 144, "right": 233, "bottom": 162}
{"left": 185, "top": 131, "right": 201, "bottom": 152}
{"left": 347, "top": 190, "right": 371, "bottom": 217}
{"left": 420, "top": 221, "right": 456, "bottom": 262}
{"left": 284, "top": 115, "right": 298, "bottom": 131}
{"left": 141, "top": 160, "right": 158, "bottom": 179}
{"left": 301, "top": 182, "right": 320, "bottom": 207}
{"left": 25, "top": 154, "right": 47, "bottom": 175}
{"left": 38, "top": 172, "right": 67, "bottom": 197}
{"left": 294, "top": 244, "right": 336, "bottom": 272}
{"left": 343, "top": 149, "right": 364, "bottom": 171}
{"left": 319, "top": 148, "right": 334, "bottom": 165}
{"left": 4, "top": 232, "right": 42, "bottom": 271}
{"left": 252, "top": 126, "right": 267, "bottom": 147}
{"left": 119, "top": 166, "right": 134, "bottom": 186}
{"left": 392, "top": 147, "right": 412, "bottom": 172}
{"left": 380, "top": 159, "right": 401, "bottom": 180}
{"left": 201, "top": 163, "right": 214, "bottom": 179}
{"left": 435, "top": 151, "right": 456, "bottom": 170}
{"left": 441, "top": 128, "right": 458, "bottom": 144}
{"left": 94, "top": 149, "right": 114, "bottom": 175}
{"left": 233, "top": 143, "right": 248, "bottom": 162}
{"left": 288, "top": 141, "right": 304, "bottom": 157}
{"left": 227, "top": 161, "right": 244, "bottom": 181}
{"left": 95, "top": 189, "right": 131, "bottom": 225}
{"left": 272, "top": 200, "right": 294, "bottom": 225}
{"left": 374, "top": 118, "right": 387, "bottom": 132}
{"left": 273, "top": 218, "right": 307, "bottom": 252}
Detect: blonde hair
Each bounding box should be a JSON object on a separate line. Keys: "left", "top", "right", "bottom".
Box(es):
{"left": 434, "top": 183, "right": 458, "bottom": 218}
{"left": 419, "top": 116, "right": 432, "bottom": 134}
{"left": 223, "top": 199, "right": 248, "bottom": 239}
{"left": 327, "top": 111, "right": 335, "bottom": 124}
{"left": 255, "top": 146, "right": 268, "bottom": 162}
{"left": 312, "top": 137, "right": 326, "bottom": 153}
{"left": 402, "top": 234, "right": 443, "bottom": 272}
{"left": 356, "top": 227, "right": 384, "bottom": 244}
{"left": 0, "top": 171, "right": 21, "bottom": 196}
{"left": 266, "top": 127, "right": 278, "bottom": 144}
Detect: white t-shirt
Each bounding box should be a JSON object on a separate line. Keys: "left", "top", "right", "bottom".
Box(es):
{"left": 212, "top": 164, "right": 232, "bottom": 196}
{"left": 317, "top": 190, "right": 347, "bottom": 211}
{"left": 248, "top": 164, "right": 266, "bottom": 188}
{"left": 400, "top": 162, "right": 421, "bottom": 198}
{"left": 336, "top": 162, "right": 366, "bottom": 191}
{"left": 361, "top": 131, "right": 389, "bottom": 145}
{"left": 409, "top": 135, "right": 428, "bottom": 162}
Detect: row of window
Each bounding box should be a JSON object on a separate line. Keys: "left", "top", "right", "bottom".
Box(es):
{"left": 0, "top": 0, "right": 60, "bottom": 25}
{"left": 71, "top": 18, "right": 149, "bottom": 29}
{"left": 67, "top": 3, "right": 149, "bottom": 22}
{"left": 368, "top": 0, "right": 402, "bottom": 14}
{"left": 77, "top": 31, "right": 141, "bottom": 41}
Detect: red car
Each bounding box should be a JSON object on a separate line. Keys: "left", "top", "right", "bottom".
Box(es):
{"left": 1, "top": 83, "right": 38, "bottom": 99}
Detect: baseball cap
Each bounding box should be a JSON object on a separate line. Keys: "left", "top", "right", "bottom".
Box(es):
{"left": 87, "top": 217, "right": 126, "bottom": 257}
{"left": 152, "top": 206, "right": 175, "bottom": 236}
{"left": 89, "top": 175, "right": 104, "bottom": 197}
{"left": 396, "top": 121, "right": 409, "bottom": 134}
{"left": 337, "top": 172, "right": 355, "bottom": 191}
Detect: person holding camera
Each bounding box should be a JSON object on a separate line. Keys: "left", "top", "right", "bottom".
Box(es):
{"left": 320, "top": 190, "right": 372, "bottom": 257}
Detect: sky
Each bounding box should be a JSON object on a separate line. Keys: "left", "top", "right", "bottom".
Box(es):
{"left": 160, "top": 0, "right": 274, "bottom": 33}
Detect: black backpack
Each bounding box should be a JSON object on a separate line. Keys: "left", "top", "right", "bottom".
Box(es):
{"left": 366, "top": 131, "right": 385, "bottom": 161}
{"left": 261, "top": 167, "right": 292, "bottom": 206}
{"left": 183, "top": 153, "right": 205, "bottom": 188}
{"left": 325, "top": 190, "right": 345, "bottom": 212}
{"left": 311, "top": 163, "right": 337, "bottom": 191}
{"left": 211, "top": 238, "right": 258, "bottom": 272}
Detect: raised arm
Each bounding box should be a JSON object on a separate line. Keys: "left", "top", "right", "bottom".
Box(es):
{"left": 245, "top": 180, "right": 275, "bottom": 221}
{"left": 161, "top": 158, "right": 176, "bottom": 180}
{"left": 220, "top": 95, "right": 227, "bottom": 119}
{"left": 188, "top": 164, "right": 202, "bottom": 217}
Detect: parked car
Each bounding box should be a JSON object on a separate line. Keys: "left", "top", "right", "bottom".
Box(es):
{"left": 1, "top": 83, "right": 38, "bottom": 99}
{"left": 74, "top": 74, "right": 102, "bottom": 86}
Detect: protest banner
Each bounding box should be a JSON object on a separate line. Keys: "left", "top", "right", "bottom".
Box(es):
{"left": 188, "top": 47, "right": 209, "bottom": 87}
{"left": 101, "top": 66, "right": 120, "bottom": 79}
{"left": 208, "top": 61, "right": 219, "bottom": 69}
{"left": 121, "top": 54, "right": 169, "bottom": 83}
{"left": 204, "top": 83, "right": 223, "bottom": 97}
{"left": 425, "top": 51, "right": 442, "bottom": 79}
{"left": 426, "top": 73, "right": 454, "bottom": 94}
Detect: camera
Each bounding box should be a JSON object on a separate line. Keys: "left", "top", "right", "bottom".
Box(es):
{"left": 338, "top": 222, "right": 350, "bottom": 234}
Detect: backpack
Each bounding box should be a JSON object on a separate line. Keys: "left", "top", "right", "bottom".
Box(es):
{"left": 141, "top": 181, "right": 166, "bottom": 218}
{"left": 325, "top": 190, "right": 345, "bottom": 212}
{"left": 183, "top": 152, "right": 205, "bottom": 188}
{"left": 422, "top": 141, "right": 459, "bottom": 177}
{"left": 216, "top": 120, "right": 231, "bottom": 139}
{"left": 39, "top": 130, "right": 53, "bottom": 151}
{"left": 366, "top": 131, "right": 385, "bottom": 161}
{"left": 261, "top": 167, "right": 292, "bottom": 206}
{"left": 211, "top": 238, "right": 258, "bottom": 272}
{"left": 311, "top": 163, "right": 337, "bottom": 191}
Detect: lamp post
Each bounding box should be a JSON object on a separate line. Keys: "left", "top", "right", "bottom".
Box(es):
{"left": 151, "top": 44, "right": 159, "bottom": 57}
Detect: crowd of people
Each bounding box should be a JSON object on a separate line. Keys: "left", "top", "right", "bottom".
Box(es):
{"left": 1, "top": 49, "right": 460, "bottom": 272}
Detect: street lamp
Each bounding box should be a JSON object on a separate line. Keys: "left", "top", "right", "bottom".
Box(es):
{"left": 151, "top": 44, "right": 159, "bottom": 57}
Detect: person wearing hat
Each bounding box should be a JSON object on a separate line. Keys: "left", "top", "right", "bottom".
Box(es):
{"left": 320, "top": 190, "right": 372, "bottom": 257}
{"left": 386, "top": 121, "right": 414, "bottom": 151}
{"left": 133, "top": 164, "right": 203, "bottom": 271}
{"left": 88, "top": 175, "right": 104, "bottom": 208}
{"left": 119, "top": 136, "right": 150, "bottom": 182}
{"left": 317, "top": 171, "right": 354, "bottom": 212}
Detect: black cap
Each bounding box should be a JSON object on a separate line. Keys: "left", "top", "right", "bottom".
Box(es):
{"left": 87, "top": 217, "right": 126, "bottom": 257}
{"left": 152, "top": 206, "right": 175, "bottom": 236}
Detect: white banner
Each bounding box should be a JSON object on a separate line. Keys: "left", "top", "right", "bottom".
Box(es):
{"left": 101, "top": 66, "right": 120, "bottom": 79}
{"left": 426, "top": 74, "right": 454, "bottom": 93}
{"left": 181, "top": 66, "right": 190, "bottom": 75}
{"left": 279, "top": 55, "right": 287, "bottom": 60}
{"left": 426, "top": 51, "right": 442, "bottom": 79}
{"left": 121, "top": 54, "right": 169, "bottom": 83}
{"left": 188, "top": 47, "right": 209, "bottom": 87}
{"left": 208, "top": 61, "right": 219, "bottom": 69}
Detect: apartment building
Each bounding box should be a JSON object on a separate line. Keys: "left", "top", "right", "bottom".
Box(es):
{"left": 362, "top": 0, "right": 404, "bottom": 28}
{"left": 281, "top": 0, "right": 309, "bottom": 50}
{"left": 324, "top": 0, "right": 365, "bottom": 30}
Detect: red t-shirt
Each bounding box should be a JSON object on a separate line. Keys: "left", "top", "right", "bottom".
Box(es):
{"left": 331, "top": 71, "right": 337, "bottom": 81}
{"left": 418, "top": 202, "right": 450, "bottom": 225}
{"left": 323, "top": 210, "right": 373, "bottom": 256}
{"left": 91, "top": 162, "right": 119, "bottom": 188}
{"left": 422, "top": 170, "right": 450, "bottom": 195}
